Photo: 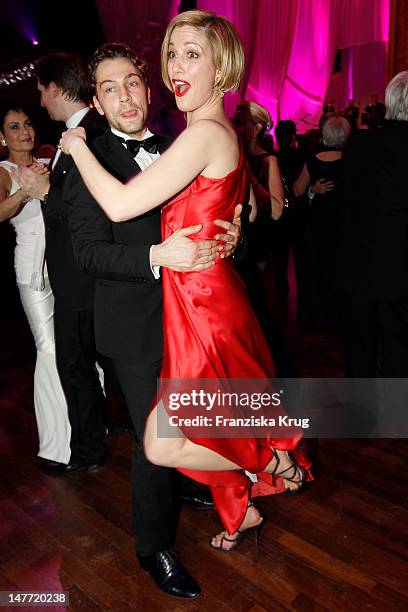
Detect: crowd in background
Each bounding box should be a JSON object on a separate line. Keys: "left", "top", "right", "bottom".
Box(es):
{"left": 231, "top": 95, "right": 373, "bottom": 338}
{"left": 0, "top": 86, "right": 398, "bottom": 367}
{"left": 231, "top": 80, "right": 408, "bottom": 382}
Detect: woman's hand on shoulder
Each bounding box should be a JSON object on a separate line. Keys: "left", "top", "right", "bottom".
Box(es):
{"left": 59, "top": 127, "right": 87, "bottom": 156}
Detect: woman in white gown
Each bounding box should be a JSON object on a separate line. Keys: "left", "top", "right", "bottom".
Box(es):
{"left": 0, "top": 99, "right": 70, "bottom": 463}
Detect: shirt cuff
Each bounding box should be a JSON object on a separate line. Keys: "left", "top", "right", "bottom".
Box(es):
{"left": 149, "top": 245, "right": 161, "bottom": 279}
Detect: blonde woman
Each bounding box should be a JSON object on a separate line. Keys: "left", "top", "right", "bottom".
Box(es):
{"left": 233, "top": 100, "right": 284, "bottom": 221}
{"left": 61, "top": 11, "right": 311, "bottom": 552}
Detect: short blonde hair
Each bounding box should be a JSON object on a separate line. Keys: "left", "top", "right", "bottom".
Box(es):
{"left": 236, "top": 100, "right": 272, "bottom": 132}
{"left": 161, "top": 10, "right": 245, "bottom": 94}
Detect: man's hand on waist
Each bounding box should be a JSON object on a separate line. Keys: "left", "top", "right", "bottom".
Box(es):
{"left": 151, "top": 224, "right": 218, "bottom": 272}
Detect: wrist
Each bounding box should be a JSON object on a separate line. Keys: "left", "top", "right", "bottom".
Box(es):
{"left": 150, "top": 243, "right": 163, "bottom": 268}
{"left": 39, "top": 180, "right": 51, "bottom": 201}
{"left": 19, "top": 188, "right": 30, "bottom": 204}
{"left": 70, "top": 137, "right": 85, "bottom": 156}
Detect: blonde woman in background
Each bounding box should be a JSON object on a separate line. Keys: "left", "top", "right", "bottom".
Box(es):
{"left": 233, "top": 101, "right": 297, "bottom": 375}
{"left": 233, "top": 100, "right": 284, "bottom": 222}
{"left": 233, "top": 101, "right": 287, "bottom": 297}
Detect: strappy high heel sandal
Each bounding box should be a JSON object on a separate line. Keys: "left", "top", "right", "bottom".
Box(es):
{"left": 210, "top": 501, "right": 265, "bottom": 553}
{"left": 270, "top": 448, "right": 306, "bottom": 494}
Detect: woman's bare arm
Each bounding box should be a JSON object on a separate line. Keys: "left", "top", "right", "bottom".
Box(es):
{"left": 266, "top": 156, "right": 284, "bottom": 220}
{"left": 293, "top": 163, "right": 310, "bottom": 197}
{"left": 0, "top": 168, "right": 29, "bottom": 222}
{"left": 61, "top": 120, "right": 236, "bottom": 223}
{"left": 248, "top": 184, "right": 257, "bottom": 223}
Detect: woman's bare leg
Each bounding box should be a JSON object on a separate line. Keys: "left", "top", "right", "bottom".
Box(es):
{"left": 144, "top": 402, "right": 241, "bottom": 470}
{"left": 144, "top": 403, "right": 303, "bottom": 491}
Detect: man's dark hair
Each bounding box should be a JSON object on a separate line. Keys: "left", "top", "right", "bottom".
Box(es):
{"left": 0, "top": 99, "right": 31, "bottom": 131}
{"left": 89, "top": 43, "right": 147, "bottom": 93}
{"left": 36, "top": 52, "right": 91, "bottom": 103}
{"left": 275, "top": 119, "right": 296, "bottom": 149}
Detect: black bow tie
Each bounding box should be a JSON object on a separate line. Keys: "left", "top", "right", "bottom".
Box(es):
{"left": 119, "top": 135, "right": 159, "bottom": 157}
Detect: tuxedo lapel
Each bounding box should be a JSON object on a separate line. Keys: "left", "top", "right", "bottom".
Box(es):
{"left": 157, "top": 135, "right": 173, "bottom": 155}
{"left": 93, "top": 130, "right": 173, "bottom": 182}
{"left": 94, "top": 130, "right": 142, "bottom": 182}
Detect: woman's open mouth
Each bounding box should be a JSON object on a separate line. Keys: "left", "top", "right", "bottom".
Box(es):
{"left": 172, "top": 80, "right": 191, "bottom": 97}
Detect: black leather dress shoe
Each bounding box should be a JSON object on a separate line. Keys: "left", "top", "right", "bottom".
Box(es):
{"left": 41, "top": 451, "right": 108, "bottom": 474}
{"left": 179, "top": 489, "right": 213, "bottom": 510}
{"left": 137, "top": 551, "right": 200, "bottom": 598}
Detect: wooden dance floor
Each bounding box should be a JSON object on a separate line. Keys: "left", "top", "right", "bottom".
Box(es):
{"left": 1, "top": 275, "right": 407, "bottom": 611}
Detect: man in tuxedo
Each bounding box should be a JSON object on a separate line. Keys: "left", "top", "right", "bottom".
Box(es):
{"left": 344, "top": 98, "right": 359, "bottom": 132}
{"left": 63, "top": 43, "right": 240, "bottom": 599}
{"left": 18, "top": 52, "right": 109, "bottom": 472}
{"left": 340, "top": 71, "right": 408, "bottom": 377}
{"left": 364, "top": 93, "right": 385, "bottom": 129}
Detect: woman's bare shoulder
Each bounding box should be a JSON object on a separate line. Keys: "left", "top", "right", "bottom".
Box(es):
{"left": 0, "top": 166, "right": 12, "bottom": 191}
{"left": 261, "top": 153, "right": 279, "bottom": 171}
{"left": 190, "top": 118, "right": 236, "bottom": 142}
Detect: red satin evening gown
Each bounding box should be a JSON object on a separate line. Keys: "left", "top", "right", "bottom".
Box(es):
{"left": 160, "top": 147, "right": 312, "bottom": 534}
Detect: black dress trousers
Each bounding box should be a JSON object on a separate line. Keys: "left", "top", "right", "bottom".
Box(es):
{"left": 109, "top": 357, "right": 179, "bottom": 555}
{"left": 53, "top": 304, "right": 106, "bottom": 463}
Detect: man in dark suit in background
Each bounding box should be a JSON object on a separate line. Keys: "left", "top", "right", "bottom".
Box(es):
{"left": 340, "top": 71, "right": 408, "bottom": 377}
{"left": 63, "top": 43, "right": 240, "bottom": 599}
{"left": 364, "top": 93, "right": 386, "bottom": 129}
{"left": 343, "top": 98, "right": 359, "bottom": 132}
{"left": 18, "top": 52, "right": 109, "bottom": 472}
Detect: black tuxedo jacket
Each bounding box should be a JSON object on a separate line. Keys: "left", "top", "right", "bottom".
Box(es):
{"left": 64, "top": 129, "right": 173, "bottom": 362}
{"left": 340, "top": 120, "right": 408, "bottom": 301}
{"left": 43, "top": 108, "right": 108, "bottom": 308}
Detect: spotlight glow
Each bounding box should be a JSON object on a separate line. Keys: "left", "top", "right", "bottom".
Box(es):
{"left": 32, "top": 39, "right": 39, "bottom": 46}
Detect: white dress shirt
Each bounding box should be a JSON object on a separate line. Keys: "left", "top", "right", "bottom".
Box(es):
{"left": 52, "top": 106, "right": 90, "bottom": 169}
{"left": 110, "top": 127, "right": 161, "bottom": 278}
{"left": 110, "top": 126, "right": 160, "bottom": 169}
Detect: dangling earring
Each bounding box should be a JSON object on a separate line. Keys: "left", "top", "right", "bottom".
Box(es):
{"left": 214, "top": 71, "right": 224, "bottom": 98}
{"left": 0, "top": 139, "right": 7, "bottom": 147}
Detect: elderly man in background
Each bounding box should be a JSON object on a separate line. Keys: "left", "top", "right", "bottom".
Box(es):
{"left": 340, "top": 71, "right": 408, "bottom": 377}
